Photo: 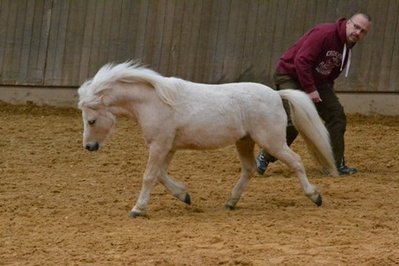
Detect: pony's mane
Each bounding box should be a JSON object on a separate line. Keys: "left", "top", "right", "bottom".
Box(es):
{"left": 78, "top": 61, "right": 179, "bottom": 108}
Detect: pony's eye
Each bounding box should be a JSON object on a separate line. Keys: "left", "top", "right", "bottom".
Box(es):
{"left": 88, "top": 119, "right": 96, "bottom": 125}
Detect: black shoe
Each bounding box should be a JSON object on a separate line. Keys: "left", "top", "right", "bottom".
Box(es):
{"left": 338, "top": 165, "right": 357, "bottom": 175}
{"left": 256, "top": 151, "right": 269, "bottom": 175}
{"left": 337, "top": 158, "right": 358, "bottom": 176}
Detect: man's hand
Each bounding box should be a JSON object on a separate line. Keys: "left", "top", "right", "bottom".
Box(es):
{"left": 307, "top": 91, "right": 322, "bottom": 103}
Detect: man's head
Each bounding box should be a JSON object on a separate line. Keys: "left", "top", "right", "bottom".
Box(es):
{"left": 346, "top": 13, "right": 372, "bottom": 44}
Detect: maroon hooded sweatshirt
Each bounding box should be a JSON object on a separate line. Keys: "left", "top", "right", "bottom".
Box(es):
{"left": 276, "top": 18, "right": 351, "bottom": 93}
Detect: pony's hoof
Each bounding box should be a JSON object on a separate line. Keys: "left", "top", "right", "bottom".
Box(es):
{"left": 129, "top": 211, "right": 141, "bottom": 219}
{"left": 313, "top": 194, "right": 322, "bottom": 206}
{"left": 307, "top": 192, "right": 322, "bottom": 207}
{"left": 184, "top": 193, "right": 191, "bottom": 205}
{"left": 224, "top": 198, "right": 238, "bottom": 210}
{"left": 224, "top": 204, "right": 235, "bottom": 210}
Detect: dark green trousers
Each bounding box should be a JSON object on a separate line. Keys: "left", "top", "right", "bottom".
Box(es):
{"left": 263, "top": 71, "right": 346, "bottom": 167}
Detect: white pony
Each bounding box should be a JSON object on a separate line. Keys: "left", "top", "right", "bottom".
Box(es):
{"left": 78, "top": 61, "right": 338, "bottom": 218}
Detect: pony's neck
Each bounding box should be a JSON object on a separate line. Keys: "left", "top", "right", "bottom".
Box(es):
{"left": 103, "top": 83, "right": 152, "bottom": 119}
{"left": 108, "top": 105, "right": 132, "bottom": 117}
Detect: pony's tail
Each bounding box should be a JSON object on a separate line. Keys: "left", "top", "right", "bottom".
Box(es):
{"left": 278, "top": 89, "right": 338, "bottom": 176}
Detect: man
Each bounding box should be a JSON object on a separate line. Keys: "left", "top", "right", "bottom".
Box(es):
{"left": 256, "top": 13, "right": 372, "bottom": 176}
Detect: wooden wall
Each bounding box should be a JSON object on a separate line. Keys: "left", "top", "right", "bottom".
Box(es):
{"left": 0, "top": 0, "right": 398, "bottom": 92}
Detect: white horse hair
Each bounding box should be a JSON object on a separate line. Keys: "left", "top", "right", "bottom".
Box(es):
{"left": 78, "top": 61, "right": 338, "bottom": 218}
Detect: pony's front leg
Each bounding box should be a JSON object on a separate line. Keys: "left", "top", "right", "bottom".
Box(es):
{"left": 130, "top": 145, "right": 170, "bottom": 218}
{"left": 129, "top": 167, "right": 158, "bottom": 218}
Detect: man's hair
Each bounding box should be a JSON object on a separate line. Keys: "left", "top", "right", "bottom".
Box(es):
{"left": 352, "top": 12, "right": 372, "bottom": 22}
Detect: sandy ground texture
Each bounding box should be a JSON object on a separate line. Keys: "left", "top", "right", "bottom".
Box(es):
{"left": 1, "top": 102, "right": 399, "bottom": 265}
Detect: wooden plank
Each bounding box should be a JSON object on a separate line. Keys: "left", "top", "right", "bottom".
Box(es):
{"left": 0, "top": 0, "right": 10, "bottom": 82}
{"left": 149, "top": 0, "right": 167, "bottom": 70}
{"left": 177, "top": 0, "right": 203, "bottom": 80}
{"left": 44, "top": 0, "right": 70, "bottom": 85}
{"left": 282, "top": 0, "right": 298, "bottom": 53}
{"left": 121, "top": 0, "right": 141, "bottom": 63}
{"left": 61, "top": 1, "right": 89, "bottom": 85}
{"left": 186, "top": 0, "right": 204, "bottom": 80}
{"left": 113, "top": 1, "right": 125, "bottom": 62}
{"left": 193, "top": 0, "right": 215, "bottom": 82}
{"left": 287, "top": 0, "right": 308, "bottom": 49}
{"left": 115, "top": 0, "right": 131, "bottom": 62}
{"left": 2, "top": 0, "right": 20, "bottom": 84}
{"left": 269, "top": 0, "right": 288, "bottom": 77}
{"left": 221, "top": 0, "right": 249, "bottom": 82}
{"left": 325, "top": 0, "right": 338, "bottom": 21}
{"left": 11, "top": 0, "right": 29, "bottom": 83}
{"left": 98, "top": 1, "right": 115, "bottom": 66}
{"left": 167, "top": 0, "right": 184, "bottom": 76}
{"left": 134, "top": 0, "right": 149, "bottom": 62}
{"left": 27, "top": 0, "right": 52, "bottom": 85}
{"left": 366, "top": 0, "right": 388, "bottom": 92}
{"left": 141, "top": 0, "right": 159, "bottom": 66}
{"left": 210, "top": 0, "right": 231, "bottom": 83}
{"left": 379, "top": 0, "right": 399, "bottom": 92}
{"left": 176, "top": 1, "right": 197, "bottom": 78}
{"left": 86, "top": 0, "right": 118, "bottom": 77}
{"left": 78, "top": 0, "right": 96, "bottom": 82}
{"left": 105, "top": 0, "right": 124, "bottom": 63}
{"left": 158, "top": 0, "right": 176, "bottom": 76}
{"left": 388, "top": 0, "right": 399, "bottom": 91}
{"left": 19, "top": 0, "right": 35, "bottom": 84}
{"left": 221, "top": 0, "right": 238, "bottom": 82}
{"left": 252, "top": 0, "right": 277, "bottom": 85}
{"left": 194, "top": 0, "right": 221, "bottom": 83}
{"left": 314, "top": 0, "right": 328, "bottom": 24}
{"left": 303, "top": 0, "right": 317, "bottom": 32}
{"left": 354, "top": 0, "right": 379, "bottom": 92}
{"left": 235, "top": 0, "right": 258, "bottom": 83}
{"left": 85, "top": 0, "right": 105, "bottom": 76}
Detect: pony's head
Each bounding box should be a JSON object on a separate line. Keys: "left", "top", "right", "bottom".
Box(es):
{"left": 78, "top": 79, "right": 116, "bottom": 151}
{"left": 77, "top": 61, "right": 147, "bottom": 151}
{"left": 77, "top": 61, "right": 177, "bottom": 151}
{"left": 79, "top": 105, "right": 116, "bottom": 151}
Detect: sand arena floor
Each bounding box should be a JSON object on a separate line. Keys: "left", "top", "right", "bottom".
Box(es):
{"left": 1, "top": 102, "right": 399, "bottom": 265}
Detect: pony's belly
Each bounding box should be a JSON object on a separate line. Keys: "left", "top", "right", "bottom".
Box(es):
{"left": 173, "top": 130, "right": 244, "bottom": 150}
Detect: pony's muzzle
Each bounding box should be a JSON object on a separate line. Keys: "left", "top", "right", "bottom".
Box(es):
{"left": 85, "top": 142, "right": 99, "bottom": 151}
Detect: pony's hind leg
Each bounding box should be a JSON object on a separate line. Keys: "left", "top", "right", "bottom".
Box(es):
{"left": 158, "top": 151, "right": 191, "bottom": 205}
{"left": 225, "top": 137, "right": 255, "bottom": 210}
{"left": 268, "top": 144, "right": 322, "bottom": 206}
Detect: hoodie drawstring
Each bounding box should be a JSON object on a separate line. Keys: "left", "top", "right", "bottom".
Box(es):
{"left": 340, "top": 43, "right": 351, "bottom": 77}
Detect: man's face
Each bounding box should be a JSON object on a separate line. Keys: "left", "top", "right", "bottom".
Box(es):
{"left": 346, "top": 15, "right": 371, "bottom": 44}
